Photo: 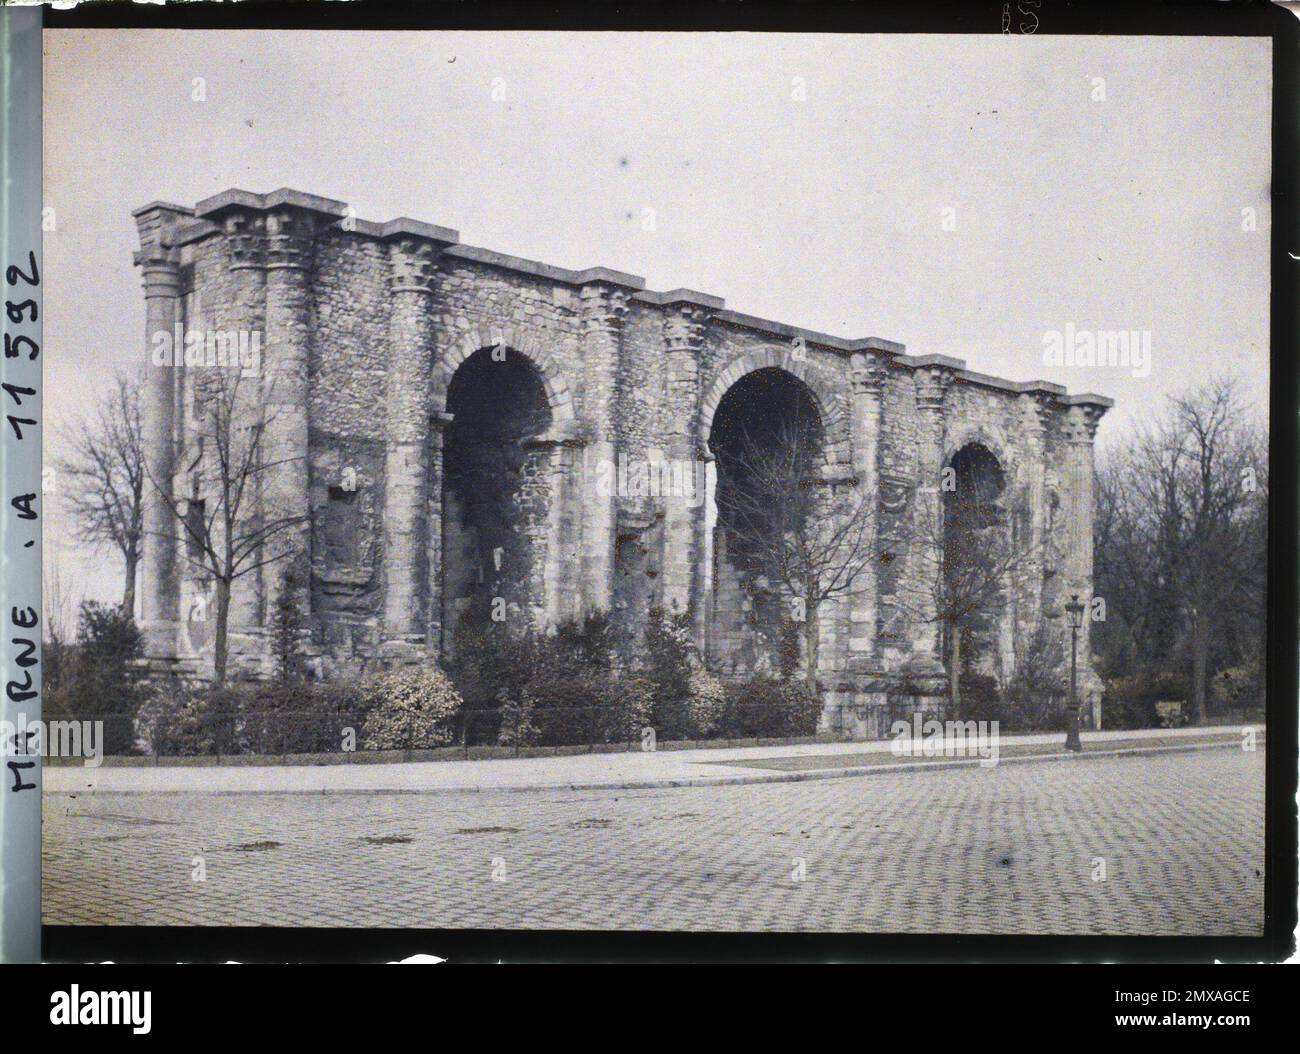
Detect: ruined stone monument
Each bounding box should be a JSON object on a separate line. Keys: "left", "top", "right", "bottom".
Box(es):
{"left": 134, "top": 188, "right": 1111, "bottom": 732}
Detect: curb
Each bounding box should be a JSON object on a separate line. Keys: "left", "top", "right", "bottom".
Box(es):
{"left": 48, "top": 736, "right": 1258, "bottom": 798}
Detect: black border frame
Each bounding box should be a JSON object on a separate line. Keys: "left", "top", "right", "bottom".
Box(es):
{"left": 37, "top": 0, "right": 1299, "bottom": 965}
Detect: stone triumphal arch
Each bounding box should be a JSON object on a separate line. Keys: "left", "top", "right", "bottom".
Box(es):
{"left": 134, "top": 188, "right": 1110, "bottom": 732}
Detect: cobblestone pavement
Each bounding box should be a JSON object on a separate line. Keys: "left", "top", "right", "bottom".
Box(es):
{"left": 42, "top": 748, "right": 1264, "bottom": 934}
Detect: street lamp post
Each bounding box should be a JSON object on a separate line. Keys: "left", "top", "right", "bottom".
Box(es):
{"left": 1064, "top": 594, "right": 1085, "bottom": 752}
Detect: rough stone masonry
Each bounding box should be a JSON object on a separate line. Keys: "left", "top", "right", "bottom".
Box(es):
{"left": 133, "top": 188, "right": 1111, "bottom": 735}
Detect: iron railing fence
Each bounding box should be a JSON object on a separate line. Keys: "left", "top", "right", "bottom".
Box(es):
{"left": 45, "top": 698, "right": 1266, "bottom": 762}
{"left": 51, "top": 698, "right": 828, "bottom": 761}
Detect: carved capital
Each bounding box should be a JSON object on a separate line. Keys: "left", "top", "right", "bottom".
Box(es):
{"left": 265, "top": 208, "right": 321, "bottom": 271}
{"left": 138, "top": 252, "right": 181, "bottom": 298}
{"left": 1020, "top": 391, "right": 1055, "bottom": 438}
{"left": 580, "top": 283, "right": 630, "bottom": 335}
{"left": 914, "top": 365, "right": 954, "bottom": 413}
{"left": 388, "top": 237, "right": 441, "bottom": 294}
{"left": 133, "top": 205, "right": 187, "bottom": 292}
{"left": 663, "top": 303, "right": 710, "bottom": 352}
{"left": 1066, "top": 404, "right": 1106, "bottom": 445}
{"left": 219, "top": 210, "right": 267, "bottom": 271}
{"left": 849, "top": 351, "right": 888, "bottom": 395}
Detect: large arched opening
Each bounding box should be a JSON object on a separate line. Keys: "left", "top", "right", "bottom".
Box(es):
{"left": 706, "top": 366, "right": 827, "bottom": 677}
{"left": 440, "top": 346, "right": 553, "bottom": 661}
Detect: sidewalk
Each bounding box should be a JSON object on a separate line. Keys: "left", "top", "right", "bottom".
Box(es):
{"left": 43, "top": 724, "right": 1259, "bottom": 796}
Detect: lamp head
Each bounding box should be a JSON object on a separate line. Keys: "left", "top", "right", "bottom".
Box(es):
{"left": 1065, "top": 594, "right": 1086, "bottom": 629}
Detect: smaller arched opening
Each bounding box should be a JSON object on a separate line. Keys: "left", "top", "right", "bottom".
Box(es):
{"left": 942, "top": 442, "right": 1010, "bottom": 713}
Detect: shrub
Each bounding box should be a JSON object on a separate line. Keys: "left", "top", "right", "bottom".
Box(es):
{"left": 499, "top": 613, "right": 620, "bottom": 746}
{"left": 685, "top": 668, "right": 728, "bottom": 738}
{"left": 956, "top": 672, "right": 1001, "bottom": 724}
{"left": 137, "top": 679, "right": 366, "bottom": 757}
{"left": 361, "top": 666, "right": 463, "bottom": 750}
{"left": 1102, "top": 670, "right": 1188, "bottom": 730}
{"left": 777, "top": 679, "right": 825, "bottom": 737}
{"left": 450, "top": 603, "right": 627, "bottom": 746}
{"left": 137, "top": 682, "right": 241, "bottom": 757}
{"left": 551, "top": 609, "right": 620, "bottom": 670}
{"left": 607, "top": 675, "right": 655, "bottom": 743}
{"left": 241, "top": 682, "right": 359, "bottom": 754}
{"left": 996, "top": 626, "right": 1069, "bottom": 732}
{"left": 496, "top": 694, "right": 540, "bottom": 748}
{"left": 269, "top": 559, "right": 310, "bottom": 685}
{"left": 643, "top": 605, "right": 694, "bottom": 738}
{"left": 45, "top": 602, "right": 150, "bottom": 755}
{"left": 722, "top": 676, "right": 823, "bottom": 738}
{"left": 1211, "top": 661, "right": 1264, "bottom": 718}
{"left": 446, "top": 595, "right": 536, "bottom": 712}
{"left": 518, "top": 665, "right": 607, "bottom": 746}
{"left": 777, "top": 618, "right": 803, "bottom": 681}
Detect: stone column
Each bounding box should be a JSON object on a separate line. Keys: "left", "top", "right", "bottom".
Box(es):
{"left": 381, "top": 234, "right": 445, "bottom": 652}
{"left": 133, "top": 205, "right": 187, "bottom": 662}
{"left": 1019, "top": 392, "right": 1053, "bottom": 556}
{"left": 221, "top": 210, "right": 268, "bottom": 637}
{"left": 577, "top": 282, "right": 629, "bottom": 614}
{"left": 694, "top": 453, "right": 718, "bottom": 655}
{"left": 523, "top": 422, "right": 584, "bottom": 631}
{"left": 908, "top": 364, "right": 953, "bottom": 677}
{"left": 835, "top": 350, "right": 889, "bottom": 737}
{"left": 1016, "top": 390, "right": 1054, "bottom": 654}
{"left": 660, "top": 302, "right": 710, "bottom": 623}
{"left": 259, "top": 205, "right": 331, "bottom": 632}
{"left": 426, "top": 410, "right": 454, "bottom": 656}
{"left": 1064, "top": 400, "right": 1109, "bottom": 712}
{"left": 846, "top": 350, "right": 887, "bottom": 659}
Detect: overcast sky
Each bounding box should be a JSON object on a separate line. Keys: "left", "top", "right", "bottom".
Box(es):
{"left": 42, "top": 29, "right": 1271, "bottom": 618}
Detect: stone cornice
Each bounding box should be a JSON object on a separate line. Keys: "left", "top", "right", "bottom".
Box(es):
{"left": 379, "top": 217, "right": 460, "bottom": 247}
{"left": 1061, "top": 392, "right": 1115, "bottom": 411}
{"left": 189, "top": 188, "right": 349, "bottom": 273}
{"left": 713, "top": 309, "right": 906, "bottom": 358}
{"left": 635, "top": 288, "right": 725, "bottom": 310}
{"left": 145, "top": 187, "right": 1119, "bottom": 413}
{"left": 194, "top": 187, "right": 349, "bottom": 224}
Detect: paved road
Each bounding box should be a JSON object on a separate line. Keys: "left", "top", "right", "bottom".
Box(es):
{"left": 42, "top": 748, "right": 1264, "bottom": 934}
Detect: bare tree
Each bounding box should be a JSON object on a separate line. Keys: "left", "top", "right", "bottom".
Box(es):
{"left": 1094, "top": 453, "right": 1158, "bottom": 672}
{"left": 56, "top": 371, "right": 144, "bottom": 614}
{"left": 1094, "top": 377, "right": 1266, "bottom": 723}
{"left": 714, "top": 415, "right": 878, "bottom": 683}
{"left": 145, "top": 366, "right": 306, "bottom": 686}
{"left": 43, "top": 550, "right": 76, "bottom": 649}
{"left": 1134, "top": 378, "right": 1263, "bottom": 722}
{"left": 42, "top": 552, "right": 76, "bottom": 706}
